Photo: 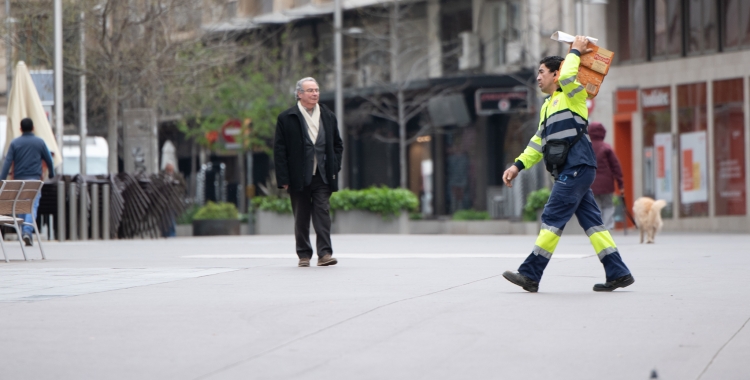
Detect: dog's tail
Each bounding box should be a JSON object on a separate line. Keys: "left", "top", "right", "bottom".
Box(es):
{"left": 652, "top": 199, "right": 667, "bottom": 211}
{"left": 650, "top": 199, "right": 667, "bottom": 230}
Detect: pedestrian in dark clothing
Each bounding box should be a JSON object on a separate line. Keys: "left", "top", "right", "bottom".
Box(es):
{"left": 274, "top": 77, "right": 344, "bottom": 267}
{"left": 589, "top": 122, "right": 624, "bottom": 230}
{"left": 0, "top": 118, "right": 55, "bottom": 246}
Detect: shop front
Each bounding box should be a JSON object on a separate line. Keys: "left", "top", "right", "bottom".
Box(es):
{"left": 603, "top": 53, "right": 750, "bottom": 232}
{"left": 323, "top": 72, "right": 540, "bottom": 218}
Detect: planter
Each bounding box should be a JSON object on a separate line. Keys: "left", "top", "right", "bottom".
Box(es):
{"left": 255, "top": 210, "right": 298, "bottom": 235}
{"left": 332, "top": 210, "right": 409, "bottom": 234}
{"left": 192, "top": 219, "right": 241, "bottom": 236}
{"left": 510, "top": 221, "right": 539, "bottom": 235}
{"left": 175, "top": 224, "right": 193, "bottom": 237}
{"left": 409, "top": 220, "right": 520, "bottom": 235}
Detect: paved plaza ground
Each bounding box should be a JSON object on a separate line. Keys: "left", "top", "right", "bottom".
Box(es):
{"left": 0, "top": 232, "right": 748, "bottom": 379}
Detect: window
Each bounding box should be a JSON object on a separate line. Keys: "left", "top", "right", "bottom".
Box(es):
{"left": 713, "top": 78, "right": 746, "bottom": 216}
{"left": 225, "top": 1, "right": 237, "bottom": 19}
{"left": 493, "top": 1, "right": 521, "bottom": 66}
{"left": 677, "top": 83, "right": 709, "bottom": 217}
{"left": 618, "top": 0, "right": 648, "bottom": 62}
{"left": 641, "top": 87, "right": 674, "bottom": 218}
{"left": 721, "top": 0, "right": 750, "bottom": 50}
{"left": 652, "top": 0, "right": 682, "bottom": 58}
{"left": 440, "top": 0, "right": 472, "bottom": 74}
{"left": 260, "top": 0, "right": 273, "bottom": 14}
{"left": 687, "top": 0, "right": 719, "bottom": 55}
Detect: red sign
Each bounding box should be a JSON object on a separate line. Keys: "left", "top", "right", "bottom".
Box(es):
{"left": 615, "top": 89, "right": 638, "bottom": 114}
{"left": 222, "top": 119, "right": 242, "bottom": 143}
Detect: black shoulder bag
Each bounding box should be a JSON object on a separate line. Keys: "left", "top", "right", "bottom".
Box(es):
{"left": 541, "top": 114, "right": 585, "bottom": 179}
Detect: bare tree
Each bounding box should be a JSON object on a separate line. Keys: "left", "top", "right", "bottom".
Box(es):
{"left": 5, "top": 0, "right": 249, "bottom": 173}
{"left": 352, "top": 0, "right": 466, "bottom": 189}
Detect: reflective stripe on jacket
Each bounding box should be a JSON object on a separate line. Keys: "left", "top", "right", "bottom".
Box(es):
{"left": 514, "top": 52, "right": 597, "bottom": 172}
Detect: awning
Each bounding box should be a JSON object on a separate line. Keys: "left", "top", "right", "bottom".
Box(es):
{"left": 202, "top": 19, "right": 258, "bottom": 34}
{"left": 319, "top": 71, "right": 536, "bottom": 102}
{"left": 201, "top": 0, "right": 415, "bottom": 33}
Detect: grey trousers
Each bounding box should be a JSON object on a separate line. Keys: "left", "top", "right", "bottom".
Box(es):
{"left": 289, "top": 173, "right": 333, "bottom": 259}
{"left": 593, "top": 193, "right": 615, "bottom": 230}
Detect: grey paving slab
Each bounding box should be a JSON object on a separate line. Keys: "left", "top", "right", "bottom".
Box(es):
{"left": 0, "top": 233, "right": 748, "bottom": 380}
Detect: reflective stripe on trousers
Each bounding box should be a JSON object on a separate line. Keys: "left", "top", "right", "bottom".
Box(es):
{"left": 518, "top": 165, "right": 631, "bottom": 283}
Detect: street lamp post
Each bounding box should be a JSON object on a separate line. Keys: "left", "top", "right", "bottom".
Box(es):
{"left": 5, "top": 0, "right": 11, "bottom": 100}
{"left": 54, "top": 0, "right": 63, "bottom": 160}
{"left": 80, "top": 11, "right": 87, "bottom": 176}
{"left": 334, "top": 0, "right": 345, "bottom": 189}
{"left": 55, "top": 0, "right": 65, "bottom": 241}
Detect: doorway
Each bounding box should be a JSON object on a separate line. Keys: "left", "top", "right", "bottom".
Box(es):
{"left": 614, "top": 116, "right": 634, "bottom": 229}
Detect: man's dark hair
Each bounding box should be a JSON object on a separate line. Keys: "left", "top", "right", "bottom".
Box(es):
{"left": 20, "top": 118, "right": 34, "bottom": 132}
{"left": 540, "top": 56, "right": 564, "bottom": 72}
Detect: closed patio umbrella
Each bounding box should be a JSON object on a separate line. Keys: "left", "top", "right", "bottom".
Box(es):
{"left": 4, "top": 61, "right": 62, "bottom": 169}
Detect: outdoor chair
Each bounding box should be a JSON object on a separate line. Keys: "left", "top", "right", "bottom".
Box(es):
{"left": 0, "top": 180, "right": 46, "bottom": 262}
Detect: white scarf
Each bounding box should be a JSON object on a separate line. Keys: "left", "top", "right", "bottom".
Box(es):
{"left": 298, "top": 101, "right": 323, "bottom": 174}
{"left": 298, "top": 101, "right": 321, "bottom": 141}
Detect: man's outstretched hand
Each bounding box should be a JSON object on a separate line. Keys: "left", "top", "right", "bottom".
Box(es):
{"left": 503, "top": 166, "right": 520, "bottom": 188}
{"left": 571, "top": 35, "right": 594, "bottom": 54}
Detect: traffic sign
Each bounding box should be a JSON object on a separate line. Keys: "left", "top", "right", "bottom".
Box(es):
{"left": 475, "top": 87, "right": 530, "bottom": 115}
{"left": 221, "top": 119, "right": 242, "bottom": 150}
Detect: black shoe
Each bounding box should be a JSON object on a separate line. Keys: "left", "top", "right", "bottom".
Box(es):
{"left": 593, "top": 274, "right": 634, "bottom": 292}
{"left": 502, "top": 271, "right": 539, "bottom": 293}
{"left": 22, "top": 235, "right": 33, "bottom": 247}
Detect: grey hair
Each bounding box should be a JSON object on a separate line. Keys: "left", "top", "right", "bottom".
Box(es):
{"left": 295, "top": 77, "right": 318, "bottom": 99}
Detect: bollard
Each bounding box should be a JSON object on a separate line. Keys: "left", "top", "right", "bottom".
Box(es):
{"left": 102, "top": 183, "right": 110, "bottom": 240}
{"left": 79, "top": 182, "right": 88, "bottom": 240}
{"left": 69, "top": 182, "right": 78, "bottom": 241}
{"left": 57, "top": 181, "right": 66, "bottom": 242}
{"left": 91, "top": 183, "right": 99, "bottom": 240}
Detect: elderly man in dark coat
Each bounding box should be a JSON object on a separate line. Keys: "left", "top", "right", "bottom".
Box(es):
{"left": 273, "top": 77, "right": 344, "bottom": 267}
{"left": 589, "top": 122, "right": 624, "bottom": 230}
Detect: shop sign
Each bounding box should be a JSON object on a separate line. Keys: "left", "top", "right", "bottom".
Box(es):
{"left": 615, "top": 89, "right": 638, "bottom": 114}
{"left": 475, "top": 88, "right": 530, "bottom": 115}
{"left": 641, "top": 88, "right": 670, "bottom": 109}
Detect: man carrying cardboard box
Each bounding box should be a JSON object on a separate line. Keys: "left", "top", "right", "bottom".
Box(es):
{"left": 500, "top": 36, "right": 634, "bottom": 293}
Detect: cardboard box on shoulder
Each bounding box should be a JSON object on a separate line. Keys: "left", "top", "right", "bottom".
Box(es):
{"left": 576, "top": 66, "right": 605, "bottom": 98}
{"left": 578, "top": 44, "right": 614, "bottom": 75}
{"left": 550, "top": 31, "right": 614, "bottom": 98}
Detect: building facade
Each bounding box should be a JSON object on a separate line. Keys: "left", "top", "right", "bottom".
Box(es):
{"left": 593, "top": 0, "right": 750, "bottom": 232}
{"left": 200, "top": 0, "right": 589, "bottom": 218}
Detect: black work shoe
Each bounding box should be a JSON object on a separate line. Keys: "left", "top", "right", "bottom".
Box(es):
{"left": 22, "top": 235, "right": 33, "bottom": 247}
{"left": 317, "top": 254, "right": 338, "bottom": 266}
{"left": 502, "top": 271, "right": 539, "bottom": 293}
{"left": 298, "top": 258, "right": 310, "bottom": 267}
{"left": 593, "top": 274, "right": 635, "bottom": 292}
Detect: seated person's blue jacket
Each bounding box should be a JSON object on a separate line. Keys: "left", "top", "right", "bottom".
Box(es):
{"left": 1, "top": 132, "right": 55, "bottom": 180}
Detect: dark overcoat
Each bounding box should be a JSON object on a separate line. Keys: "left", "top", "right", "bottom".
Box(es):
{"left": 273, "top": 103, "right": 344, "bottom": 192}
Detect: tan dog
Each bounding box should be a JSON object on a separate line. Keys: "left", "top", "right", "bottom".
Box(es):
{"left": 633, "top": 197, "right": 667, "bottom": 244}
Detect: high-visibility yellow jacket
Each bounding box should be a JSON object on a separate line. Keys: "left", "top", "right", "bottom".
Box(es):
{"left": 514, "top": 51, "right": 597, "bottom": 172}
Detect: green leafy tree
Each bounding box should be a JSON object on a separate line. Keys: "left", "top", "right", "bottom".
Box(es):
{"left": 177, "top": 69, "right": 285, "bottom": 154}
